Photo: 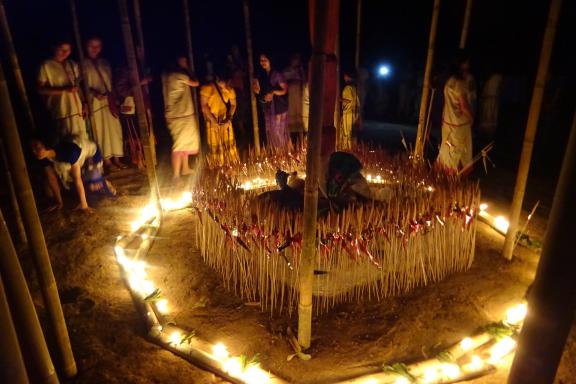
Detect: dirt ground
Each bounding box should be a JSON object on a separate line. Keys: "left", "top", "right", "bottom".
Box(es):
{"left": 14, "top": 162, "right": 575, "bottom": 384}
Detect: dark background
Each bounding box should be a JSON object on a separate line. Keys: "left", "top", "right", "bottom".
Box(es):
{"left": 2, "top": 0, "right": 575, "bottom": 174}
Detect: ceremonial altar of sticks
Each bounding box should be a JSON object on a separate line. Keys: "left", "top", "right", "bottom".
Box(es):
{"left": 192, "top": 145, "right": 480, "bottom": 314}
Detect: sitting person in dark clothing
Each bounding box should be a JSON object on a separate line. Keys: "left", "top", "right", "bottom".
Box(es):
{"left": 31, "top": 136, "right": 116, "bottom": 212}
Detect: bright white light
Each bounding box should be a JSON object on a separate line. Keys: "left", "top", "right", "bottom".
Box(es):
{"left": 427, "top": 186, "right": 435, "bottom": 192}
{"left": 469, "top": 355, "right": 483, "bottom": 371}
{"left": 243, "top": 365, "right": 271, "bottom": 384}
{"left": 506, "top": 303, "right": 528, "bottom": 326}
{"left": 140, "top": 280, "right": 156, "bottom": 296}
{"left": 378, "top": 64, "right": 391, "bottom": 77}
{"left": 494, "top": 216, "right": 509, "bottom": 233}
{"left": 169, "top": 331, "right": 182, "bottom": 345}
{"left": 212, "top": 343, "right": 229, "bottom": 360}
{"left": 223, "top": 357, "right": 243, "bottom": 377}
{"left": 441, "top": 363, "right": 461, "bottom": 379}
{"left": 361, "top": 380, "right": 379, "bottom": 384}
{"left": 366, "top": 174, "right": 373, "bottom": 182}
{"left": 422, "top": 368, "right": 438, "bottom": 383}
{"left": 394, "top": 377, "right": 410, "bottom": 384}
{"left": 460, "top": 337, "right": 474, "bottom": 351}
{"left": 489, "top": 337, "right": 517, "bottom": 364}
{"left": 156, "top": 299, "right": 169, "bottom": 314}
{"left": 479, "top": 203, "right": 488, "bottom": 211}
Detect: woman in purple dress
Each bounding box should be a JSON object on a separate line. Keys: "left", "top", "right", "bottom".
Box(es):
{"left": 253, "top": 54, "right": 289, "bottom": 148}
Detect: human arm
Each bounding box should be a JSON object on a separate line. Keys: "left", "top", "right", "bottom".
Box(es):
{"left": 200, "top": 91, "right": 219, "bottom": 125}
{"left": 272, "top": 81, "right": 288, "bottom": 96}
{"left": 44, "top": 166, "right": 63, "bottom": 210}
{"left": 70, "top": 162, "right": 90, "bottom": 210}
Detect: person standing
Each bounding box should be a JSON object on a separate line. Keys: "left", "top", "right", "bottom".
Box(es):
{"left": 253, "top": 54, "right": 289, "bottom": 148}
{"left": 83, "top": 37, "right": 125, "bottom": 171}
{"left": 283, "top": 54, "right": 307, "bottom": 144}
{"left": 338, "top": 70, "right": 360, "bottom": 150}
{"left": 200, "top": 71, "right": 240, "bottom": 167}
{"left": 162, "top": 55, "right": 200, "bottom": 178}
{"left": 38, "top": 40, "right": 87, "bottom": 140}
{"left": 436, "top": 52, "right": 476, "bottom": 172}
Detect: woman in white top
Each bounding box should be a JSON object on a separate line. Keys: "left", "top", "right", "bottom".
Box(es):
{"left": 83, "top": 37, "right": 125, "bottom": 171}
{"left": 436, "top": 52, "right": 476, "bottom": 172}
{"left": 38, "top": 41, "right": 87, "bottom": 140}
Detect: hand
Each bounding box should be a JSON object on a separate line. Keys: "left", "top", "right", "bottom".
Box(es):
{"left": 264, "top": 93, "right": 273, "bottom": 102}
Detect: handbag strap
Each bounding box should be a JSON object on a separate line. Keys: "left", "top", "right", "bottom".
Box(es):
{"left": 213, "top": 81, "right": 230, "bottom": 113}
{"left": 91, "top": 59, "right": 111, "bottom": 94}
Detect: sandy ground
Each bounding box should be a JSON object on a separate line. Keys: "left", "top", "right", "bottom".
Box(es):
{"left": 12, "top": 162, "right": 574, "bottom": 384}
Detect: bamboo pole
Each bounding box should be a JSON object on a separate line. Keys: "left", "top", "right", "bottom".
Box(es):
{"left": 459, "top": 0, "right": 473, "bottom": 49}
{"left": 508, "top": 109, "right": 575, "bottom": 383}
{"left": 0, "top": 137, "right": 27, "bottom": 244}
{"left": 118, "top": 0, "right": 161, "bottom": 209}
{"left": 0, "top": 61, "right": 76, "bottom": 379}
{"left": 298, "top": 0, "right": 330, "bottom": 349}
{"left": 0, "top": 0, "right": 36, "bottom": 135}
{"left": 69, "top": 0, "right": 97, "bottom": 142}
{"left": 354, "top": 0, "right": 362, "bottom": 70}
{"left": 414, "top": 0, "right": 440, "bottom": 159}
{"left": 0, "top": 209, "right": 58, "bottom": 384}
{"left": 243, "top": 0, "right": 261, "bottom": 155}
{"left": 132, "top": 0, "right": 158, "bottom": 165}
{"left": 0, "top": 273, "right": 30, "bottom": 384}
{"left": 181, "top": 0, "right": 202, "bottom": 158}
{"left": 502, "top": 0, "right": 563, "bottom": 260}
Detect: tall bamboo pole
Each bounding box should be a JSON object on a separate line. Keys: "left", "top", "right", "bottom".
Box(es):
{"left": 69, "top": 0, "right": 97, "bottom": 142}
{"left": 243, "top": 0, "right": 261, "bottom": 155}
{"left": 182, "top": 0, "right": 202, "bottom": 155}
{"left": 118, "top": 0, "right": 161, "bottom": 208}
{"left": 298, "top": 0, "right": 329, "bottom": 349}
{"left": 502, "top": 0, "right": 563, "bottom": 260}
{"left": 132, "top": 0, "right": 158, "bottom": 165}
{"left": 459, "top": 0, "right": 473, "bottom": 49}
{"left": 0, "top": 61, "right": 76, "bottom": 379}
{"left": 0, "top": 273, "right": 30, "bottom": 384}
{"left": 0, "top": 138, "right": 27, "bottom": 244}
{"left": 508, "top": 110, "right": 575, "bottom": 383}
{"left": 354, "top": 0, "right": 362, "bottom": 70}
{"left": 0, "top": 0, "right": 36, "bottom": 135}
{"left": 414, "top": 0, "right": 440, "bottom": 159}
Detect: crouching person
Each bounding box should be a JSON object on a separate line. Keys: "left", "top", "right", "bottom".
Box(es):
{"left": 31, "top": 136, "right": 116, "bottom": 212}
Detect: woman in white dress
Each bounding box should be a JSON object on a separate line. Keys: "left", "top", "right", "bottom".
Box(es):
{"left": 83, "top": 37, "right": 125, "bottom": 170}
{"left": 38, "top": 41, "right": 87, "bottom": 140}
{"left": 162, "top": 55, "right": 200, "bottom": 178}
{"left": 437, "top": 53, "right": 476, "bottom": 173}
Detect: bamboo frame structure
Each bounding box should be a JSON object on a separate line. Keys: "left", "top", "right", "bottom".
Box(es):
{"left": 181, "top": 0, "right": 202, "bottom": 157}
{"left": 0, "top": 270, "right": 30, "bottom": 384}
{"left": 0, "top": 138, "right": 27, "bottom": 244}
{"left": 502, "top": 0, "right": 563, "bottom": 260}
{"left": 68, "top": 0, "right": 97, "bottom": 142}
{"left": 508, "top": 109, "right": 575, "bottom": 384}
{"left": 414, "top": 0, "right": 440, "bottom": 159}
{"left": 354, "top": 0, "right": 362, "bottom": 71}
{"left": 243, "top": 0, "right": 261, "bottom": 155}
{"left": 132, "top": 0, "right": 158, "bottom": 165}
{"left": 459, "top": 0, "right": 473, "bottom": 49}
{"left": 0, "top": 0, "right": 36, "bottom": 135}
{"left": 118, "top": 0, "right": 161, "bottom": 209}
{"left": 0, "top": 61, "right": 76, "bottom": 379}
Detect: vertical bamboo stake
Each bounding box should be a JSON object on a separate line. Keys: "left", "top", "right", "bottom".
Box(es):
{"left": 0, "top": 61, "right": 76, "bottom": 379}
{"left": 243, "top": 0, "right": 261, "bottom": 155}
{"left": 0, "top": 64, "right": 65, "bottom": 383}
{"left": 69, "top": 0, "right": 97, "bottom": 142}
{"left": 459, "top": 0, "right": 473, "bottom": 49}
{"left": 0, "top": 0, "right": 36, "bottom": 135}
{"left": 118, "top": 0, "right": 161, "bottom": 209}
{"left": 502, "top": 0, "right": 563, "bottom": 260}
{"left": 0, "top": 138, "right": 27, "bottom": 244}
{"left": 182, "top": 0, "right": 202, "bottom": 156}
{"left": 414, "top": 0, "right": 440, "bottom": 159}
{"left": 508, "top": 109, "right": 575, "bottom": 383}
{"left": 0, "top": 273, "right": 30, "bottom": 384}
{"left": 298, "top": 0, "right": 330, "bottom": 349}
{"left": 354, "top": 0, "right": 362, "bottom": 70}
{"left": 132, "top": 0, "right": 158, "bottom": 165}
